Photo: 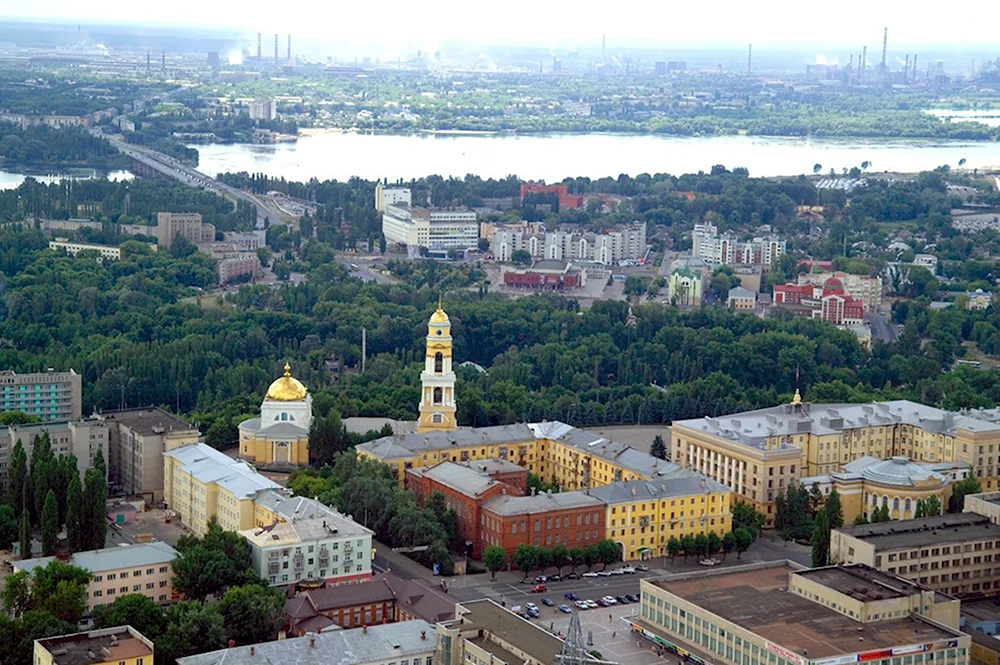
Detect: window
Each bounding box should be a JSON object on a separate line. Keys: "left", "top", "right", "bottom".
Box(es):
{"left": 432, "top": 414, "right": 442, "bottom": 423}
{"left": 433, "top": 387, "right": 443, "bottom": 405}
{"left": 434, "top": 352, "right": 443, "bottom": 373}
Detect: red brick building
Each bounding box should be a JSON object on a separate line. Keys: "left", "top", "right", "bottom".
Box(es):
{"left": 406, "top": 460, "right": 525, "bottom": 558}
{"left": 773, "top": 278, "right": 865, "bottom": 326}
{"left": 520, "top": 182, "right": 583, "bottom": 209}
{"left": 480, "top": 491, "right": 606, "bottom": 559}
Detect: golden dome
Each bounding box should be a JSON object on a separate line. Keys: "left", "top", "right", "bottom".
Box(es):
{"left": 266, "top": 363, "right": 308, "bottom": 401}
{"left": 430, "top": 308, "right": 450, "bottom": 324}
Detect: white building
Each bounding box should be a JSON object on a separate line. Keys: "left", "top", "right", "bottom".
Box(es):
{"left": 49, "top": 240, "right": 122, "bottom": 261}
{"left": 1, "top": 419, "right": 109, "bottom": 495}
{"left": 692, "top": 223, "right": 785, "bottom": 267}
{"left": 913, "top": 254, "right": 939, "bottom": 275}
{"left": 798, "top": 271, "right": 883, "bottom": 310}
{"left": 223, "top": 230, "right": 266, "bottom": 252}
{"left": 248, "top": 98, "right": 276, "bottom": 121}
{"left": 374, "top": 183, "right": 412, "bottom": 212}
{"left": 240, "top": 492, "right": 373, "bottom": 587}
{"left": 382, "top": 204, "right": 478, "bottom": 251}
{"left": 490, "top": 221, "right": 646, "bottom": 266}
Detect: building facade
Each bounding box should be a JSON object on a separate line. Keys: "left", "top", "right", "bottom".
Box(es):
{"left": 831, "top": 512, "right": 1000, "bottom": 598}
{"left": 436, "top": 599, "right": 566, "bottom": 665}
{"left": 671, "top": 396, "right": 1000, "bottom": 526}
{"left": 635, "top": 563, "right": 969, "bottom": 665}
{"left": 798, "top": 271, "right": 883, "bottom": 311}
{"left": 489, "top": 222, "right": 647, "bottom": 266}
{"left": 381, "top": 204, "right": 479, "bottom": 250}
{"left": 501, "top": 259, "right": 586, "bottom": 290}
{"left": 727, "top": 286, "right": 757, "bottom": 310}
{"left": 248, "top": 98, "right": 277, "bottom": 121}
{"left": 0, "top": 369, "right": 81, "bottom": 421}
{"left": 374, "top": 183, "right": 411, "bottom": 212}
{"left": 238, "top": 363, "right": 312, "bottom": 468}
{"left": 35, "top": 626, "right": 154, "bottom": 665}
{"left": 692, "top": 223, "right": 786, "bottom": 267}
{"left": 97, "top": 408, "right": 199, "bottom": 502}
{"left": 417, "top": 307, "right": 457, "bottom": 433}
{"left": 14, "top": 542, "right": 179, "bottom": 613}
{"left": 479, "top": 490, "right": 606, "bottom": 558}
{"left": 154, "top": 212, "right": 215, "bottom": 249}
{"left": 1, "top": 419, "right": 108, "bottom": 494}
{"left": 48, "top": 240, "right": 122, "bottom": 260}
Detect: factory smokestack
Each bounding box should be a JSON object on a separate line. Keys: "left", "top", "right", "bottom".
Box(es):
{"left": 881, "top": 27, "right": 887, "bottom": 70}
{"left": 161, "top": 50, "right": 165, "bottom": 74}
{"left": 287, "top": 35, "right": 291, "bottom": 61}
{"left": 602, "top": 34, "right": 605, "bottom": 60}
{"left": 146, "top": 50, "right": 150, "bottom": 75}
{"left": 274, "top": 34, "right": 278, "bottom": 65}
{"left": 257, "top": 33, "right": 261, "bottom": 60}
{"left": 747, "top": 44, "right": 752, "bottom": 75}
{"left": 904, "top": 54, "right": 910, "bottom": 81}
{"left": 847, "top": 54, "right": 854, "bottom": 85}
{"left": 861, "top": 45, "right": 867, "bottom": 81}
{"left": 912, "top": 54, "right": 918, "bottom": 81}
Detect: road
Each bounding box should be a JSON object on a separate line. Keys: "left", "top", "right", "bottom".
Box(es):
{"left": 97, "top": 131, "right": 287, "bottom": 226}
{"left": 334, "top": 256, "right": 400, "bottom": 285}
{"left": 865, "top": 312, "right": 896, "bottom": 343}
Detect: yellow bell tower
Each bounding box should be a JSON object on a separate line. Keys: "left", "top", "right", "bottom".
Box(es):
{"left": 417, "top": 300, "right": 457, "bottom": 432}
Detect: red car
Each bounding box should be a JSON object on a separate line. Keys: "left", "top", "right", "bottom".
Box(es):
{"left": 531, "top": 584, "right": 547, "bottom": 593}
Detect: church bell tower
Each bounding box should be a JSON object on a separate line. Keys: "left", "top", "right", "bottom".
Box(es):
{"left": 417, "top": 300, "right": 457, "bottom": 433}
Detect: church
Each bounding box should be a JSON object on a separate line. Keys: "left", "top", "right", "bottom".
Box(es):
{"left": 239, "top": 363, "right": 312, "bottom": 467}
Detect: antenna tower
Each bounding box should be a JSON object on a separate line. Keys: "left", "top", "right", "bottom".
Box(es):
{"left": 257, "top": 33, "right": 261, "bottom": 60}
{"left": 557, "top": 612, "right": 591, "bottom": 665}
{"left": 881, "top": 27, "right": 887, "bottom": 71}
{"left": 274, "top": 34, "right": 279, "bottom": 65}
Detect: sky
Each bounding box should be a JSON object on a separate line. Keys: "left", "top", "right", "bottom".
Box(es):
{"left": 2, "top": 0, "right": 993, "bottom": 52}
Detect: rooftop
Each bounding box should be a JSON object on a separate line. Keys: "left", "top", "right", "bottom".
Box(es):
{"left": 164, "top": 443, "right": 280, "bottom": 499}
{"left": 253, "top": 491, "right": 339, "bottom": 522}
{"left": 37, "top": 626, "right": 153, "bottom": 665}
{"left": 450, "top": 599, "right": 562, "bottom": 665}
{"left": 457, "top": 458, "right": 526, "bottom": 475}
{"left": 176, "top": 619, "right": 437, "bottom": 665}
{"left": 833, "top": 512, "right": 1000, "bottom": 550}
{"left": 794, "top": 564, "right": 953, "bottom": 603}
{"left": 407, "top": 461, "right": 511, "bottom": 498}
{"left": 241, "top": 512, "right": 371, "bottom": 548}
{"left": 14, "top": 542, "right": 178, "bottom": 575}
{"left": 482, "top": 489, "right": 603, "bottom": 516}
{"left": 583, "top": 474, "right": 730, "bottom": 504}
{"left": 649, "top": 564, "right": 963, "bottom": 659}
{"left": 673, "top": 400, "right": 1000, "bottom": 452}
{"left": 97, "top": 406, "right": 195, "bottom": 435}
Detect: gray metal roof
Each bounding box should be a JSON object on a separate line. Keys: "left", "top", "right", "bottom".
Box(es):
{"left": 408, "top": 461, "right": 504, "bottom": 498}
{"left": 164, "top": 443, "right": 280, "bottom": 498}
{"left": 256, "top": 421, "right": 309, "bottom": 437}
{"left": 253, "top": 491, "right": 339, "bottom": 522}
{"left": 673, "top": 400, "right": 1000, "bottom": 451}
{"left": 97, "top": 407, "right": 196, "bottom": 435}
{"left": 176, "top": 620, "right": 437, "bottom": 665}
{"left": 482, "top": 489, "right": 604, "bottom": 516}
{"left": 458, "top": 458, "right": 525, "bottom": 475}
{"left": 728, "top": 286, "right": 756, "bottom": 298}
{"left": 583, "top": 473, "right": 730, "bottom": 504}
{"left": 835, "top": 512, "right": 1000, "bottom": 551}
{"left": 14, "top": 542, "right": 178, "bottom": 575}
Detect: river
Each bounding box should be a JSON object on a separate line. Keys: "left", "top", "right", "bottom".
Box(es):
{"left": 0, "top": 167, "right": 133, "bottom": 191}
{"left": 188, "top": 132, "right": 1000, "bottom": 183}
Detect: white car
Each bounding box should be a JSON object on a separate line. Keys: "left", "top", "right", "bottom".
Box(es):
{"left": 621, "top": 566, "right": 636, "bottom": 574}
{"left": 525, "top": 603, "right": 538, "bottom": 612}
{"left": 609, "top": 569, "right": 625, "bottom": 576}
{"left": 585, "top": 600, "right": 599, "bottom": 608}
{"left": 597, "top": 570, "right": 612, "bottom": 577}
{"left": 582, "top": 572, "right": 599, "bottom": 578}
{"left": 602, "top": 596, "right": 618, "bottom": 605}
{"left": 575, "top": 600, "right": 589, "bottom": 610}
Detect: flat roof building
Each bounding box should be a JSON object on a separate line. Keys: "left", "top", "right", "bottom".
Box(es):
{"left": 831, "top": 512, "right": 1000, "bottom": 598}
{"left": 34, "top": 626, "right": 154, "bottom": 665}
{"left": 0, "top": 369, "right": 81, "bottom": 421}
{"left": 437, "top": 599, "right": 567, "bottom": 665}
{"left": 635, "top": 562, "right": 969, "bottom": 665}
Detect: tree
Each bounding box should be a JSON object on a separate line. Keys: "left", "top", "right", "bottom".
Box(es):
{"left": 0, "top": 504, "right": 17, "bottom": 550}
{"left": 825, "top": 488, "right": 844, "bottom": 529}
{"left": 853, "top": 514, "right": 869, "bottom": 526}
{"left": 4, "top": 561, "right": 91, "bottom": 623}
{"left": 721, "top": 532, "right": 736, "bottom": 560}
{"left": 18, "top": 509, "right": 30, "bottom": 560}
{"left": 309, "top": 408, "right": 347, "bottom": 466}
{"left": 217, "top": 584, "right": 285, "bottom": 646}
{"left": 9, "top": 442, "right": 27, "bottom": 516}
{"left": 93, "top": 594, "right": 166, "bottom": 638}
{"left": 949, "top": 476, "right": 981, "bottom": 513}
{"left": 65, "top": 473, "right": 82, "bottom": 552}
{"left": 596, "top": 540, "right": 620, "bottom": 569}
{"left": 511, "top": 249, "right": 532, "bottom": 265}
{"left": 811, "top": 507, "right": 830, "bottom": 567}
{"left": 81, "top": 466, "right": 107, "bottom": 552}
{"left": 925, "top": 495, "right": 943, "bottom": 517}
{"left": 707, "top": 532, "right": 722, "bottom": 556}
{"left": 734, "top": 527, "right": 754, "bottom": 559}
{"left": 667, "top": 536, "right": 681, "bottom": 564}
{"left": 650, "top": 435, "right": 667, "bottom": 460}
{"left": 40, "top": 490, "right": 58, "bottom": 556}
{"left": 694, "top": 533, "right": 709, "bottom": 558}
{"left": 550, "top": 545, "right": 570, "bottom": 575}
{"left": 731, "top": 501, "right": 766, "bottom": 537}
{"left": 3, "top": 571, "right": 32, "bottom": 617}
{"left": 513, "top": 544, "right": 538, "bottom": 580}
{"left": 813, "top": 163, "right": 822, "bottom": 175}
{"left": 477, "top": 238, "right": 490, "bottom": 252}
{"left": 483, "top": 546, "right": 507, "bottom": 581}
{"left": 568, "top": 547, "right": 585, "bottom": 571}
{"left": 679, "top": 535, "right": 695, "bottom": 560}
{"left": 582, "top": 545, "right": 598, "bottom": 570}
{"left": 172, "top": 545, "right": 234, "bottom": 602}
{"left": 156, "top": 602, "right": 226, "bottom": 665}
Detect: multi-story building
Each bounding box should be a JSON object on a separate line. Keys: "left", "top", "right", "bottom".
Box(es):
{"left": 14, "top": 542, "right": 179, "bottom": 614}
{"left": 48, "top": 240, "right": 123, "bottom": 261}
{"left": 217, "top": 253, "right": 261, "bottom": 284}
{"left": 968, "top": 289, "right": 993, "bottom": 311}
{"left": 585, "top": 476, "right": 731, "bottom": 562}
{"left": 240, "top": 506, "right": 373, "bottom": 587}
{"left": 479, "top": 490, "right": 606, "bottom": 558}
{"left": 501, "top": 259, "right": 587, "bottom": 290}
{"left": 489, "top": 222, "right": 647, "bottom": 266}
{"left": 154, "top": 213, "right": 215, "bottom": 249}
{"left": 830, "top": 512, "right": 1000, "bottom": 598}
{"left": 692, "top": 223, "right": 786, "bottom": 267}
{"left": 374, "top": 183, "right": 412, "bottom": 212}
{"left": 519, "top": 182, "right": 583, "bottom": 209}
{"left": 381, "top": 204, "right": 479, "bottom": 250}
{"left": 0, "top": 369, "right": 81, "bottom": 421}
{"left": 1, "top": 419, "right": 108, "bottom": 495}
{"left": 248, "top": 98, "right": 277, "bottom": 121}
{"left": 774, "top": 279, "right": 866, "bottom": 326}
{"left": 671, "top": 395, "right": 1000, "bottom": 525}
{"left": 222, "top": 230, "right": 266, "bottom": 252}
{"left": 634, "top": 562, "right": 969, "bottom": 665}
{"left": 798, "top": 271, "right": 883, "bottom": 311}
{"left": 727, "top": 286, "right": 757, "bottom": 310}
{"left": 96, "top": 408, "right": 199, "bottom": 502}
{"left": 34, "top": 626, "right": 154, "bottom": 665}
{"left": 163, "top": 443, "right": 282, "bottom": 535}
{"left": 437, "top": 599, "right": 566, "bottom": 665}
{"left": 178, "top": 620, "right": 438, "bottom": 665}
{"left": 406, "top": 460, "right": 523, "bottom": 558}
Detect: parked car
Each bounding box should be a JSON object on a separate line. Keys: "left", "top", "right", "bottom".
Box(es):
{"left": 585, "top": 600, "right": 599, "bottom": 608}
{"left": 601, "top": 596, "right": 618, "bottom": 606}
{"left": 534, "top": 576, "right": 547, "bottom": 583}
{"left": 582, "top": 572, "right": 599, "bottom": 578}
{"left": 542, "top": 598, "right": 555, "bottom": 606}
{"left": 636, "top": 565, "right": 649, "bottom": 572}
{"left": 526, "top": 603, "right": 538, "bottom": 612}
{"left": 531, "top": 584, "right": 547, "bottom": 593}
{"left": 699, "top": 558, "right": 720, "bottom": 567}
{"left": 566, "top": 572, "right": 579, "bottom": 580}
{"left": 625, "top": 594, "right": 640, "bottom": 602}
{"left": 564, "top": 592, "right": 579, "bottom": 601}
{"left": 609, "top": 569, "right": 625, "bottom": 576}
{"left": 559, "top": 604, "right": 573, "bottom": 614}
{"left": 597, "top": 570, "right": 612, "bottom": 577}
{"left": 616, "top": 596, "right": 629, "bottom": 604}
{"left": 548, "top": 574, "right": 561, "bottom": 582}
{"left": 621, "top": 566, "right": 636, "bottom": 574}
{"left": 575, "top": 600, "right": 589, "bottom": 610}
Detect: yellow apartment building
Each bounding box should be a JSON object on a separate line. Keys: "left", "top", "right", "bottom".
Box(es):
{"left": 634, "top": 562, "right": 969, "bottom": 665}
{"left": 671, "top": 395, "right": 1000, "bottom": 525}
{"left": 163, "top": 443, "right": 281, "bottom": 535}
{"left": 830, "top": 512, "right": 1000, "bottom": 598}
{"left": 35, "top": 626, "right": 154, "bottom": 665}
{"left": 585, "top": 476, "right": 732, "bottom": 561}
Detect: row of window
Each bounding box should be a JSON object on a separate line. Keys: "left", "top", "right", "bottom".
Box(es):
{"left": 93, "top": 581, "right": 168, "bottom": 597}
{"left": 93, "top": 567, "right": 168, "bottom": 582}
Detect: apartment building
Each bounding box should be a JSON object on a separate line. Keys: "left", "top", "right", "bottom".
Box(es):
{"left": 163, "top": 443, "right": 281, "bottom": 535}
{"left": 671, "top": 397, "right": 1000, "bottom": 525}
{"left": 155, "top": 212, "right": 215, "bottom": 249}
{"left": 248, "top": 98, "right": 276, "bottom": 121}
{"left": 374, "top": 183, "right": 411, "bottom": 212}
{"left": 692, "top": 222, "right": 785, "bottom": 267}
{"left": 830, "top": 512, "right": 1000, "bottom": 598}
{"left": 635, "top": 562, "right": 969, "bottom": 665}
{"left": 14, "top": 542, "right": 179, "bottom": 614}
{"left": 490, "top": 222, "right": 647, "bottom": 266}
{"left": 585, "top": 476, "right": 732, "bottom": 562}
{"left": 798, "top": 271, "right": 883, "bottom": 310}
{"left": 34, "top": 626, "right": 154, "bottom": 665}
{"left": 0, "top": 369, "right": 81, "bottom": 421}
{"left": 773, "top": 279, "right": 866, "bottom": 325}
{"left": 240, "top": 505, "right": 373, "bottom": 587}
{"left": 48, "top": 240, "right": 122, "bottom": 261}
{"left": 437, "top": 599, "right": 567, "bottom": 665}
{"left": 0, "top": 419, "right": 108, "bottom": 494}
{"left": 381, "top": 203, "right": 478, "bottom": 250}
{"left": 97, "top": 408, "right": 200, "bottom": 502}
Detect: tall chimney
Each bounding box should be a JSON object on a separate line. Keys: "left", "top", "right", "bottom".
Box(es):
{"left": 904, "top": 54, "right": 910, "bottom": 81}
{"left": 287, "top": 35, "right": 291, "bottom": 61}
{"left": 161, "top": 50, "right": 165, "bottom": 74}
{"left": 747, "top": 44, "right": 752, "bottom": 75}
{"left": 146, "top": 50, "right": 150, "bottom": 75}
{"left": 257, "top": 33, "right": 261, "bottom": 60}
{"left": 601, "top": 34, "right": 605, "bottom": 60}
{"left": 912, "top": 54, "right": 918, "bottom": 81}
{"left": 274, "top": 34, "right": 279, "bottom": 65}
{"left": 881, "top": 27, "right": 888, "bottom": 70}
{"left": 861, "top": 46, "right": 867, "bottom": 81}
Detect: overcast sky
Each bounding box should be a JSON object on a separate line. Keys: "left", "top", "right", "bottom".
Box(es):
{"left": 3, "top": 0, "right": 990, "bottom": 51}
